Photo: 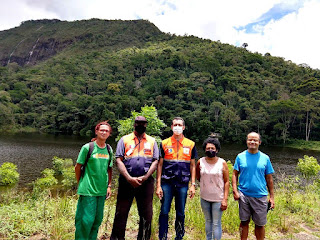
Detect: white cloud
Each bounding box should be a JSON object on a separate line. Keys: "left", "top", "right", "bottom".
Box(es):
{"left": 234, "top": 0, "right": 320, "bottom": 69}
{"left": 0, "top": 0, "right": 319, "bottom": 69}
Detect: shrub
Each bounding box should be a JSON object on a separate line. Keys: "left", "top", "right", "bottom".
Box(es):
{"left": 34, "top": 168, "right": 58, "bottom": 188}
{"left": 62, "top": 166, "right": 77, "bottom": 189}
{"left": 52, "top": 156, "right": 73, "bottom": 175}
{"left": 0, "top": 162, "right": 19, "bottom": 185}
{"left": 296, "top": 155, "right": 320, "bottom": 180}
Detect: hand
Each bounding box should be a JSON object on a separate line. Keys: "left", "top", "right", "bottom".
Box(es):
{"left": 128, "top": 177, "right": 142, "bottom": 188}
{"left": 269, "top": 197, "right": 275, "bottom": 209}
{"left": 137, "top": 175, "right": 147, "bottom": 184}
{"left": 106, "top": 187, "right": 111, "bottom": 200}
{"left": 233, "top": 190, "right": 240, "bottom": 201}
{"left": 189, "top": 185, "right": 195, "bottom": 199}
{"left": 156, "top": 186, "right": 163, "bottom": 200}
{"left": 220, "top": 199, "right": 228, "bottom": 211}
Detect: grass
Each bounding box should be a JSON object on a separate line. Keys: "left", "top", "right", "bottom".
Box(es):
{"left": 0, "top": 178, "right": 319, "bottom": 239}
{"left": 285, "top": 139, "right": 320, "bottom": 151}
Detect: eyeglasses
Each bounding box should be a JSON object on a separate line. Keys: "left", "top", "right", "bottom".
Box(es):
{"left": 99, "top": 129, "right": 110, "bottom": 133}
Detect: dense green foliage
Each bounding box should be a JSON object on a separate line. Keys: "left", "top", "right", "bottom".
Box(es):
{"left": 296, "top": 155, "right": 320, "bottom": 180}
{"left": 116, "top": 105, "right": 166, "bottom": 142}
{"left": 33, "top": 168, "right": 58, "bottom": 188}
{"left": 34, "top": 156, "right": 77, "bottom": 189}
{"left": 1, "top": 19, "right": 320, "bottom": 143}
{"left": 52, "top": 156, "right": 73, "bottom": 175}
{"left": 0, "top": 162, "right": 19, "bottom": 185}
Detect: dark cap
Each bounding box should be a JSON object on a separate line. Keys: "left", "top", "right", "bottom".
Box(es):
{"left": 134, "top": 116, "right": 148, "bottom": 123}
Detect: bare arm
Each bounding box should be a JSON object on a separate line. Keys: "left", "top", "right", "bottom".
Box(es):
{"left": 106, "top": 167, "right": 112, "bottom": 199}
{"left": 221, "top": 161, "right": 230, "bottom": 210}
{"left": 195, "top": 160, "right": 200, "bottom": 182}
{"left": 189, "top": 158, "right": 196, "bottom": 199}
{"left": 232, "top": 169, "right": 240, "bottom": 200}
{"left": 138, "top": 159, "right": 158, "bottom": 183}
{"left": 75, "top": 163, "right": 82, "bottom": 184}
{"left": 266, "top": 174, "right": 275, "bottom": 209}
{"left": 116, "top": 157, "right": 141, "bottom": 188}
{"left": 156, "top": 157, "right": 164, "bottom": 199}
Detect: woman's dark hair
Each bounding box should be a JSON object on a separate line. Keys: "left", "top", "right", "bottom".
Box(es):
{"left": 202, "top": 137, "right": 221, "bottom": 152}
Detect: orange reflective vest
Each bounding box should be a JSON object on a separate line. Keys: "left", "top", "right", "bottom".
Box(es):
{"left": 121, "top": 132, "right": 157, "bottom": 177}
{"left": 161, "top": 136, "right": 195, "bottom": 184}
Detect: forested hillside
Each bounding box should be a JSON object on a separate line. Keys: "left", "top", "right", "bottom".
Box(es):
{"left": 1, "top": 19, "right": 320, "bottom": 143}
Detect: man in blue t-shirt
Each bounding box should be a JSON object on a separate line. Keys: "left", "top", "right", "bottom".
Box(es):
{"left": 232, "top": 132, "right": 274, "bottom": 240}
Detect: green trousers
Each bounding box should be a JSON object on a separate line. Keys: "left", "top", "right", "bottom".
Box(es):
{"left": 75, "top": 195, "right": 106, "bottom": 240}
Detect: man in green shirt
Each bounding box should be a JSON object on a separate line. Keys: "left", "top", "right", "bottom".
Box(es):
{"left": 74, "top": 121, "right": 113, "bottom": 240}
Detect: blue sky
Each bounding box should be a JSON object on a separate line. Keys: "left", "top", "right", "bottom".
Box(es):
{"left": 236, "top": 1, "right": 305, "bottom": 34}
{"left": 0, "top": 0, "right": 320, "bottom": 69}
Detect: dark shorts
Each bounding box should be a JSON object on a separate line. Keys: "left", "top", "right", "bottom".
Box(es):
{"left": 239, "top": 191, "right": 268, "bottom": 226}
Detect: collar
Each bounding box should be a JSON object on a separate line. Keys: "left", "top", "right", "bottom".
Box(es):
{"left": 131, "top": 132, "right": 147, "bottom": 140}
{"left": 171, "top": 135, "right": 184, "bottom": 144}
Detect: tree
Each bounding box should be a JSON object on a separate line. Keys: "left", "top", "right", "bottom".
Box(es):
{"left": 269, "top": 99, "right": 299, "bottom": 143}
{"left": 301, "top": 95, "right": 320, "bottom": 141}
{"left": 116, "top": 105, "right": 166, "bottom": 142}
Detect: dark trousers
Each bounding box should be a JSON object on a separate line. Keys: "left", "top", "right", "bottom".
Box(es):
{"left": 110, "top": 175, "right": 154, "bottom": 240}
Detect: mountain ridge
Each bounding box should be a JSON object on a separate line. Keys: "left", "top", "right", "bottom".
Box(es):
{"left": 0, "top": 19, "right": 166, "bottom": 66}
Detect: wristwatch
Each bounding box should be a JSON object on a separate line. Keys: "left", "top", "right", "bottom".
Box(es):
{"left": 191, "top": 182, "right": 196, "bottom": 186}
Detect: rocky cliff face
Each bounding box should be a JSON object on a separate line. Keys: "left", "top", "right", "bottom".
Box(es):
{"left": 0, "top": 19, "right": 165, "bottom": 66}
{"left": 1, "top": 38, "right": 73, "bottom": 66}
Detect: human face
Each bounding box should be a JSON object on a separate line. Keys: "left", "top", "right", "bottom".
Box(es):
{"left": 171, "top": 119, "right": 185, "bottom": 136}
{"left": 246, "top": 132, "right": 261, "bottom": 153}
{"left": 96, "top": 124, "right": 111, "bottom": 141}
{"left": 205, "top": 143, "right": 217, "bottom": 152}
{"left": 134, "top": 121, "right": 147, "bottom": 135}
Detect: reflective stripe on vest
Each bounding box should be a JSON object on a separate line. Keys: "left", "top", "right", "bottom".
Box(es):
{"left": 161, "top": 136, "right": 195, "bottom": 183}
{"left": 122, "top": 132, "right": 155, "bottom": 177}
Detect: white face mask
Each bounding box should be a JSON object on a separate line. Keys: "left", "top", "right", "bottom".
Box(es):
{"left": 172, "top": 126, "right": 183, "bottom": 135}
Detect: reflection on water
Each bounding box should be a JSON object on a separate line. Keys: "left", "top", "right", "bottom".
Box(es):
{"left": 0, "top": 133, "right": 319, "bottom": 186}
{"left": 0, "top": 133, "right": 117, "bottom": 186}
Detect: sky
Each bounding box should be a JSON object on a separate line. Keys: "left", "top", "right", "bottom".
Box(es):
{"left": 1, "top": 0, "right": 319, "bottom": 69}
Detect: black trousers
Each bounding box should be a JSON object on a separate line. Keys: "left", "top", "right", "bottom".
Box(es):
{"left": 110, "top": 175, "right": 154, "bottom": 240}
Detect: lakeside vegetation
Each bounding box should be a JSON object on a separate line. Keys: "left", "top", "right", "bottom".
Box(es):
{"left": 285, "top": 139, "right": 320, "bottom": 151}
{"left": 0, "top": 172, "right": 319, "bottom": 239}
{"left": 0, "top": 155, "right": 319, "bottom": 239}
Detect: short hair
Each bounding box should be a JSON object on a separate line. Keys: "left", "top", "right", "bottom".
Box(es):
{"left": 202, "top": 137, "right": 221, "bottom": 152}
{"left": 95, "top": 121, "right": 112, "bottom": 134}
{"left": 246, "top": 132, "right": 261, "bottom": 141}
{"left": 172, "top": 117, "right": 185, "bottom": 126}
{"left": 91, "top": 121, "right": 112, "bottom": 142}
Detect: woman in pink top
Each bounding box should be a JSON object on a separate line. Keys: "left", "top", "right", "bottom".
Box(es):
{"left": 196, "top": 137, "right": 229, "bottom": 240}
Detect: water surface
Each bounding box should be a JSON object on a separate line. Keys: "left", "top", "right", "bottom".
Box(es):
{"left": 0, "top": 133, "right": 319, "bottom": 186}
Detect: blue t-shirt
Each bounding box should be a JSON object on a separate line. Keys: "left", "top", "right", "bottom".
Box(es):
{"left": 233, "top": 150, "right": 274, "bottom": 198}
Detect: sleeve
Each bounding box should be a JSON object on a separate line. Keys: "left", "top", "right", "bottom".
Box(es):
{"left": 265, "top": 157, "right": 274, "bottom": 175}
{"left": 233, "top": 155, "right": 240, "bottom": 171}
{"left": 115, "top": 138, "right": 125, "bottom": 158}
{"left": 76, "top": 144, "right": 89, "bottom": 165}
{"left": 152, "top": 140, "right": 159, "bottom": 161}
{"left": 191, "top": 145, "right": 198, "bottom": 159}
{"left": 159, "top": 143, "right": 165, "bottom": 158}
{"left": 108, "top": 145, "right": 113, "bottom": 168}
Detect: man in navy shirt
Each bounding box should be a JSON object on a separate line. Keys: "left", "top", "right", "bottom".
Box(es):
{"left": 232, "top": 132, "right": 274, "bottom": 240}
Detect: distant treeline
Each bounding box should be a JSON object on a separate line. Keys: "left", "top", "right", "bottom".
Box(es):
{"left": 1, "top": 20, "right": 320, "bottom": 144}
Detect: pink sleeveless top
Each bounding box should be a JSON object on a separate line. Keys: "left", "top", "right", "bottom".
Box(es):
{"left": 199, "top": 157, "right": 225, "bottom": 202}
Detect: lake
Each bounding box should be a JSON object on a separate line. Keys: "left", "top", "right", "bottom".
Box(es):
{"left": 1, "top": 133, "right": 320, "bottom": 187}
